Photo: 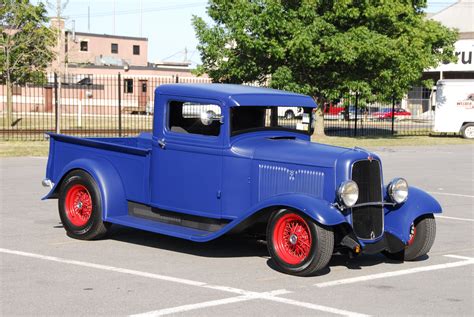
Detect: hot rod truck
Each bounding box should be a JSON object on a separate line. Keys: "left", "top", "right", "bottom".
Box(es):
{"left": 43, "top": 84, "right": 441, "bottom": 276}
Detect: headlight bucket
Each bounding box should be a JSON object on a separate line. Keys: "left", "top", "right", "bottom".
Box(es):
{"left": 388, "top": 178, "right": 409, "bottom": 204}
{"left": 338, "top": 180, "right": 359, "bottom": 207}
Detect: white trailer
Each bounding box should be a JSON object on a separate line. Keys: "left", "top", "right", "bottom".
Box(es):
{"left": 434, "top": 79, "right": 474, "bottom": 139}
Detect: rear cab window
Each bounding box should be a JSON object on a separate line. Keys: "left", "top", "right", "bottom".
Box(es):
{"left": 168, "top": 101, "right": 222, "bottom": 137}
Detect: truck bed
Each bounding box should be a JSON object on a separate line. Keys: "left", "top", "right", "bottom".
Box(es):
{"left": 45, "top": 132, "right": 153, "bottom": 205}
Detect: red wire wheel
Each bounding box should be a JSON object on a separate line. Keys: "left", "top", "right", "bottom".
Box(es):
{"left": 272, "top": 213, "right": 313, "bottom": 265}
{"left": 64, "top": 184, "right": 93, "bottom": 227}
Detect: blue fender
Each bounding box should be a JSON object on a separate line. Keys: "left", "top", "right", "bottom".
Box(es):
{"left": 384, "top": 187, "right": 442, "bottom": 243}
{"left": 43, "top": 157, "right": 127, "bottom": 220}
{"left": 245, "top": 193, "right": 347, "bottom": 226}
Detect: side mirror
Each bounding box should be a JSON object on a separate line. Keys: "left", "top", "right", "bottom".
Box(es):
{"left": 200, "top": 110, "right": 223, "bottom": 126}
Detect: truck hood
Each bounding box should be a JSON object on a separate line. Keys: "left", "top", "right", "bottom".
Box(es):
{"left": 230, "top": 136, "right": 374, "bottom": 168}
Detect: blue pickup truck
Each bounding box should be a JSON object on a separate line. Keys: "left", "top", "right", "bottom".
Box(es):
{"left": 43, "top": 84, "right": 441, "bottom": 276}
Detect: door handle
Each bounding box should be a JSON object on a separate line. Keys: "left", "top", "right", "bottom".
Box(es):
{"left": 158, "top": 138, "right": 166, "bottom": 149}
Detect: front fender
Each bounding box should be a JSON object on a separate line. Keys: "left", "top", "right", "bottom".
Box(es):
{"left": 247, "top": 193, "right": 346, "bottom": 226}
{"left": 43, "top": 158, "right": 127, "bottom": 220}
{"left": 384, "top": 186, "right": 442, "bottom": 243}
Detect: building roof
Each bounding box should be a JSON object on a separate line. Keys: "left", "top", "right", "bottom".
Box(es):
{"left": 74, "top": 32, "right": 148, "bottom": 41}
{"left": 156, "top": 84, "right": 317, "bottom": 107}
{"left": 429, "top": 0, "right": 474, "bottom": 33}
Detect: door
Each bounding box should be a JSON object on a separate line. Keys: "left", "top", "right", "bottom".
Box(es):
{"left": 151, "top": 99, "right": 223, "bottom": 218}
{"left": 138, "top": 80, "right": 148, "bottom": 111}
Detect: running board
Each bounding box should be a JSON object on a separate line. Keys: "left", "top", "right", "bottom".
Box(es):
{"left": 127, "top": 202, "right": 231, "bottom": 233}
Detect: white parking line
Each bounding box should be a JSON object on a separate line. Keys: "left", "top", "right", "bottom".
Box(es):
{"left": 0, "top": 248, "right": 368, "bottom": 317}
{"left": 436, "top": 215, "right": 474, "bottom": 222}
{"left": 428, "top": 191, "right": 474, "bottom": 198}
{"left": 132, "top": 290, "right": 290, "bottom": 317}
{"left": 314, "top": 255, "right": 474, "bottom": 288}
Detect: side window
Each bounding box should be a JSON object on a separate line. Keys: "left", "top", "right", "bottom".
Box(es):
{"left": 168, "top": 101, "right": 221, "bottom": 136}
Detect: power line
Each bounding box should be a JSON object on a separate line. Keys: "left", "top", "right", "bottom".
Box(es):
{"left": 69, "top": 1, "right": 206, "bottom": 19}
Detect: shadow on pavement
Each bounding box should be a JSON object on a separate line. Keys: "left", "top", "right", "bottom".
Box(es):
{"left": 107, "top": 225, "right": 270, "bottom": 258}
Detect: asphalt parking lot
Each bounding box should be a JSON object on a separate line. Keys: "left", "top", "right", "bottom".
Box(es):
{"left": 1, "top": 144, "right": 473, "bottom": 316}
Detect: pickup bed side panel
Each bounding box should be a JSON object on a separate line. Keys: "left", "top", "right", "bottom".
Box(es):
{"left": 45, "top": 136, "right": 151, "bottom": 219}
{"left": 384, "top": 187, "right": 442, "bottom": 244}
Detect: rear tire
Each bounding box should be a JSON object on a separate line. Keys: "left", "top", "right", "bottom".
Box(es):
{"left": 460, "top": 123, "right": 474, "bottom": 139}
{"left": 267, "top": 209, "right": 334, "bottom": 276}
{"left": 58, "top": 170, "right": 110, "bottom": 240}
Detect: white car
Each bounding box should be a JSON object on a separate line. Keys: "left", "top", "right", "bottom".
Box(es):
{"left": 278, "top": 107, "right": 304, "bottom": 120}
{"left": 182, "top": 103, "right": 221, "bottom": 118}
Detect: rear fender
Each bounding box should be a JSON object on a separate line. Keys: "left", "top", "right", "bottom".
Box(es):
{"left": 245, "top": 193, "right": 346, "bottom": 226}
{"left": 43, "top": 158, "right": 127, "bottom": 220}
{"left": 384, "top": 187, "right": 442, "bottom": 243}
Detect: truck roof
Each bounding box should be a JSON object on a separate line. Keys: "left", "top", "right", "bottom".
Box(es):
{"left": 155, "top": 84, "right": 317, "bottom": 108}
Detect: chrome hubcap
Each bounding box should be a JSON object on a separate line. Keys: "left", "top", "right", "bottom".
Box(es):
{"left": 289, "top": 234, "right": 298, "bottom": 245}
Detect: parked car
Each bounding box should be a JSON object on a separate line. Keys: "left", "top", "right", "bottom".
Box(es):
{"left": 323, "top": 103, "right": 344, "bottom": 120}
{"left": 43, "top": 84, "right": 441, "bottom": 276}
{"left": 373, "top": 108, "right": 411, "bottom": 120}
{"left": 340, "top": 106, "right": 368, "bottom": 120}
{"left": 278, "top": 106, "right": 304, "bottom": 119}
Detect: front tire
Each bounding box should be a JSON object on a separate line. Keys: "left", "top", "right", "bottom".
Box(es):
{"left": 267, "top": 209, "right": 334, "bottom": 276}
{"left": 58, "top": 170, "right": 110, "bottom": 240}
{"left": 384, "top": 215, "right": 436, "bottom": 261}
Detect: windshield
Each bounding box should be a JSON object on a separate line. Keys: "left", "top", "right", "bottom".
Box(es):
{"left": 230, "top": 106, "right": 314, "bottom": 136}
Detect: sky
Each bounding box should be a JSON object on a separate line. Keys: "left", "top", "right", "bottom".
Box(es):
{"left": 34, "top": 0, "right": 458, "bottom": 67}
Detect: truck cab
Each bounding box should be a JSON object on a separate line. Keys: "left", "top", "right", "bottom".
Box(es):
{"left": 43, "top": 84, "right": 442, "bottom": 276}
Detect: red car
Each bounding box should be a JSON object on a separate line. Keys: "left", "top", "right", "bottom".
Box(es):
{"left": 373, "top": 108, "right": 411, "bottom": 120}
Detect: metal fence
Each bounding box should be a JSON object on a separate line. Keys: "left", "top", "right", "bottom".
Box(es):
{"left": 0, "top": 73, "right": 212, "bottom": 140}
{"left": 323, "top": 93, "right": 434, "bottom": 137}
{"left": 0, "top": 74, "right": 433, "bottom": 140}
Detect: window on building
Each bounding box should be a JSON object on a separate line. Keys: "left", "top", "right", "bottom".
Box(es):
{"left": 80, "top": 41, "right": 88, "bottom": 51}
{"left": 168, "top": 101, "right": 221, "bottom": 136}
{"left": 111, "top": 43, "right": 118, "bottom": 54}
{"left": 133, "top": 45, "right": 140, "bottom": 55}
{"left": 124, "top": 79, "right": 133, "bottom": 93}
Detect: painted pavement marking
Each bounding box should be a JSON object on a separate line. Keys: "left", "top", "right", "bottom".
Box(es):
{"left": 314, "top": 255, "right": 474, "bottom": 288}
{"left": 0, "top": 248, "right": 369, "bottom": 317}
{"left": 436, "top": 215, "right": 474, "bottom": 222}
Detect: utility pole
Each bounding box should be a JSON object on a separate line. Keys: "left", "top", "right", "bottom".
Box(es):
{"left": 113, "top": 0, "right": 116, "bottom": 35}
{"left": 88, "top": 5, "right": 90, "bottom": 32}
{"left": 139, "top": 0, "right": 143, "bottom": 37}
{"left": 55, "top": 0, "right": 63, "bottom": 134}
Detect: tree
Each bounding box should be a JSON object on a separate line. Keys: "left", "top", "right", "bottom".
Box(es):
{"left": 193, "top": 0, "right": 458, "bottom": 136}
{"left": 1, "top": 0, "right": 56, "bottom": 125}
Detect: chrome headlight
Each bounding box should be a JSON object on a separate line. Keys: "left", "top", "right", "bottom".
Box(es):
{"left": 338, "top": 180, "right": 359, "bottom": 207}
{"left": 388, "top": 178, "right": 408, "bottom": 204}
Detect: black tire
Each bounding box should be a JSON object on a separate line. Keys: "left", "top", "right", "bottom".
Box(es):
{"left": 267, "top": 209, "right": 334, "bottom": 276}
{"left": 58, "top": 170, "right": 110, "bottom": 240}
{"left": 383, "top": 215, "right": 436, "bottom": 261}
{"left": 460, "top": 123, "right": 474, "bottom": 139}
{"left": 284, "top": 110, "right": 295, "bottom": 120}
